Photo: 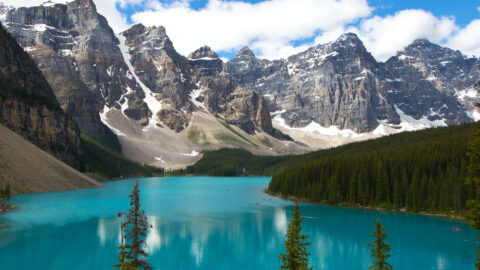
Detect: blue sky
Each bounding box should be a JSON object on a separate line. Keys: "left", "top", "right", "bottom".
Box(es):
{"left": 369, "top": 0, "right": 478, "bottom": 27}
{"left": 6, "top": 0, "right": 480, "bottom": 61}
{"left": 117, "top": 0, "right": 479, "bottom": 27}
{"left": 118, "top": 0, "right": 478, "bottom": 27}
{"left": 113, "top": 0, "right": 480, "bottom": 61}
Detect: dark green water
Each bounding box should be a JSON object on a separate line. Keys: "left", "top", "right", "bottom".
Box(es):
{"left": 0, "top": 177, "right": 477, "bottom": 269}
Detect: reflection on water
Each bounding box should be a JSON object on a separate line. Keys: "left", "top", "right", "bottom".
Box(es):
{"left": 274, "top": 207, "right": 287, "bottom": 235}
{"left": 0, "top": 177, "right": 477, "bottom": 270}
{"left": 145, "top": 217, "right": 161, "bottom": 254}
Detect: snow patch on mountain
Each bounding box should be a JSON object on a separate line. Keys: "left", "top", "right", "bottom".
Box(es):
{"left": 272, "top": 115, "right": 363, "bottom": 138}
{"left": 181, "top": 151, "right": 199, "bottom": 157}
{"left": 117, "top": 33, "right": 162, "bottom": 120}
{"left": 456, "top": 88, "right": 477, "bottom": 101}
{"left": 99, "top": 106, "right": 128, "bottom": 137}
{"left": 189, "top": 88, "right": 205, "bottom": 110}
{"left": 395, "top": 107, "right": 447, "bottom": 130}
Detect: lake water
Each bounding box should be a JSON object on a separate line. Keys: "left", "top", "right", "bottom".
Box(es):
{"left": 0, "top": 177, "right": 477, "bottom": 269}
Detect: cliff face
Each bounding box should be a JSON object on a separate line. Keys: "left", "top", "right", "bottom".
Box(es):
{"left": 0, "top": 23, "right": 80, "bottom": 166}
{"left": 3, "top": 0, "right": 275, "bottom": 138}
{"left": 120, "top": 24, "right": 276, "bottom": 135}
{"left": 2, "top": 1, "right": 283, "bottom": 169}
{"left": 43, "top": 71, "right": 121, "bottom": 151}
{"left": 383, "top": 39, "right": 478, "bottom": 124}
{"left": 199, "top": 77, "right": 274, "bottom": 134}
{"left": 226, "top": 34, "right": 476, "bottom": 132}
{"left": 3, "top": 0, "right": 143, "bottom": 147}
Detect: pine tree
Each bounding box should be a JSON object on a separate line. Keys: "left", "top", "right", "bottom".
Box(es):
{"left": 279, "top": 201, "right": 312, "bottom": 270}
{"left": 367, "top": 220, "right": 393, "bottom": 270}
{"left": 115, "top": 180, "right": 152, "bottom": 270}
{"left": 468, "top": 81, "right": 480, "bottom": 270}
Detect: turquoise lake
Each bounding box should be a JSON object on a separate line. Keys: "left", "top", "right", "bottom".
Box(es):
{"left": 0, "top": 177, "right": 477, "bottom": 269}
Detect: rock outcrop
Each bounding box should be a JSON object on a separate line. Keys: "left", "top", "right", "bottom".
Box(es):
{"left": 189, "top": 46, "right": 223, "bottom": 78}
{"left": 383, "top": 39, "right": 478, "bottom": 123}
{"left": 227, "top": 33, "right": 476, "bottom": 132}
{"left": 120, "top": 23, "right": 276, "bottom": 134}
{"left": 0, "top": 22, "right": 80, "bottom": 166}
{"left": 3, "top": 0, "right": 145, "bottom": 147}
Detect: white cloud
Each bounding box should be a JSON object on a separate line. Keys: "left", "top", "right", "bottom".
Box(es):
{"left": 130, "top": 0, "right": 372, "bottom": 59}
{"left": 347, "top": 9, "right": 457, "bottom": 61}
{"left": 447, "top": 19, "right": 480, "bottom": 57}
{"left": 2, "top": 0, "right": 479, "bottom": 61}
{"left": 1, "top": 0, "right": 130, "bottom": 32}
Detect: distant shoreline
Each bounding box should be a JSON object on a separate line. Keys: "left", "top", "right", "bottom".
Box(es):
{"left": 263, "top": 189, "right": 467, "bottom": 222}
{"left": 0, "top": 200, "right": 16, "bottom": 214}
{"left": 0, "top": 200, "right": 16, "bottom": 229}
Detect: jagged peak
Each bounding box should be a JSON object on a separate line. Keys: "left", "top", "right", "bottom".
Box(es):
{"left": 122, "top": 23, "right": 169, "bottom": 40}
{"left": 67, "top": 0, "right": 96, "bottom": 10}
{"left": 397, "top": 38, "right": 464, "bottom": 61}
{"left": 337, "top": 32, "right": 361, "bottom": 42}
{"left": 333, "top": 32, "right": 365, "bottom": 49}
{"left": 403, "top": 38, "right": 443, "bottom": 53}
{"left": 411, "top": 38, "right": 433, "bottom": 46}
{"left": 121, "top": 23, "right": 146, "bottom": 37}
{"left": 188, "top": 45, "right": 219, "bottom": 60}
{"left": 235, "top": 46, "right": 255, "bottom": 58}
{"left": 146, "top": 25, "right": 167, "bottom": 36}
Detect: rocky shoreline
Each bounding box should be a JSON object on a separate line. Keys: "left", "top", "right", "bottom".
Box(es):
{"left": 263, "top": 189, "right": 467, "bottom": 222}
{"left": 0, "top": 199, "right": 15, "bottom": 214}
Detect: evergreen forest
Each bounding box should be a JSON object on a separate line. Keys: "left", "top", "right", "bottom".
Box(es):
{"left": 267, "top": 123, "right": 476, "bottom": 214}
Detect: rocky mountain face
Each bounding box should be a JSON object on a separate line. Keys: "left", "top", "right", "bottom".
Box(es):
{"left": 120, "top": 23, "right": 277, "bottom": 135}
{"left": 2, "top": 0, "right": 142, "bottom": 149}
{"left": 226, "top": 33, "right": 477, "bottom": 133}
{"left": 2, "top": 0, "right": 275, "bottom": 141}
{"left": 383, "top": 39, "right": 479, "bottom": 122}
{"left": 2, "top": 0, "right": 478, "bottom": 168}
{"left": 0, "top": 23, "right": 80, "bottom": 166}
{"left": 1, "top": 0, "right": 289, "bottom": 168}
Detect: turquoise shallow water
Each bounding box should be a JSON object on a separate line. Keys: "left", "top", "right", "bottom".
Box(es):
{"left": 0, "top": 177, "right": 477, "bottom": 269}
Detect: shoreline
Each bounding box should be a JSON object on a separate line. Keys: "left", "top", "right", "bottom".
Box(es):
{"left": 0, "top": 200, "right": 16, "bottom": 214}
{"left": 263, "top": 189, "right": 467, "bottom": 222}
{"left": 0, "top": 200, "right": 16, "bottom": 229}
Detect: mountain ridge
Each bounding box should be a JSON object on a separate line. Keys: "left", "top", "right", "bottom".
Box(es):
{"left": 1, "top": 0, "right": 478, "bottom": 169}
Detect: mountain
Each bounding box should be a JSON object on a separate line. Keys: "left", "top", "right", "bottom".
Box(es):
{"left": 227, "top": 34, "right": 478, "bottom": 148}
{"left": 0, "top": 22, "right": 103, "bottom": 193}
{"left": 1, "top": 1, "right": 302, "bottom": 169}
{"left": 0, "top": 22, "right": 80, "bottom": 166}
{"left": 2, "top": 0, "right": 134, "bottom": 151}
{"left": 384, "top": 39, "right": 479, "bottom": 122}
{"left": 1, "top": 0, "right": 478, "bottom": 169}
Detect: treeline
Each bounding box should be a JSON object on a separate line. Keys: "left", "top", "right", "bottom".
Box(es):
{"left": 182, "top": 148, "right": 292, "bottom": 176}
{"left": 79, "top": 134, "right": 164, "bottom": 179}
{"left": 268, "top": 123, "right": 477, "bottom": 213}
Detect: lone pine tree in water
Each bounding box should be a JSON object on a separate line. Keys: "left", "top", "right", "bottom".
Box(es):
{"left": 279, "top": 201, "right": 312, "bottom": 270}
{"left": 116, "top": 180, "right": 152, "bottom": 270}
{"left": 368, "top": 220, "right": 393, "bottom": 270}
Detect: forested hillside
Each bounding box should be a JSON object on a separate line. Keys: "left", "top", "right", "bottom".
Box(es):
{"left": 79, "top": 135, "right": 164, "bottom": 179}
{"left": 267, "top": 123, "right": 477, "bottom": 214}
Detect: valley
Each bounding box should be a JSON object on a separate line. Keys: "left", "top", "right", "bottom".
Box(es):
{"left": 0, "top": 0, "right": 478, "bottom": 169}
